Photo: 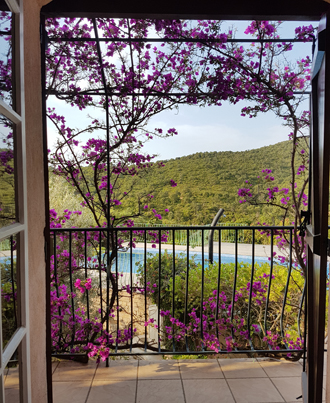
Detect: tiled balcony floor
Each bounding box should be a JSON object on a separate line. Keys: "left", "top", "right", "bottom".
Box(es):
{"left": 47, "top": 358, "right": 309, "bottom": 403}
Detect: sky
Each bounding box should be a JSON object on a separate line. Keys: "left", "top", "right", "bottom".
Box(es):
{"left": 140, "top": 105, "right": 291, "bottom": 160}
{"left": 47, "top": 20, "right": 315, "bottom": 161}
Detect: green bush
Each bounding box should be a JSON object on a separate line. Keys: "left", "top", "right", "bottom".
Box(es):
{"left": 1, "top": 260, "right": 17, "bottom": 348}
{"left": 137, "top": 252, "right": 305, "bottom": 352}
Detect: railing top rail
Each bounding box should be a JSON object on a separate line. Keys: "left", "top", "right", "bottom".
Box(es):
{"left": 51, "top": 225, "right": 296, "bottom": 232}
{"left": 49, "top": 37, "right": 309, "bottom": 44}
{"left": 128, "top": 222, "right": 248, "bottom": 226}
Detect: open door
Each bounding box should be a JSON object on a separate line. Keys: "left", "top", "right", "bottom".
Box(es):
{"left": 303, "top": 11, "right": 330, "bottom": 403}
{"left": 0, "top": 1, "right": 32, "bottom": 402}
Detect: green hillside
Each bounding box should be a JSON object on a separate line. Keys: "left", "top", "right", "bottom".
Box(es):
{"left": 121, "top": 140, "right": 302, "bottom": 226}
{"left": 48, "top": 140, "right": 304, "bottom": 227}
{"left": 0, "top": 150, "right": 15, "bottom": 228}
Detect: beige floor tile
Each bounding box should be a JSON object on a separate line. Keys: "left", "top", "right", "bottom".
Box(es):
{"left": 183, "top": 379, "right": 235, "bottom": 403}
{"left": 4, "top": 367, "right": 19, "bottom": 388}
{"left": 52, "top": 361, "right": 60, "bottom": 374}
{"left": 227, "top": 378, "right": 284, "bottom": 403}
{"left": 88, "top": 380, "right": 136, "bottom": 403}
{"left": 321, "top": 376, "right": 326, "bottom": 401}
{"left": 324, "top": 352, "right": 327, "bottom": 375}
{"left": 219, "top": 359, "right": 267, "bottom": 378}
{"left": 179, "top": 359, "right": 224, "bottom": 379}
{"left": 138, "top": 361, "right": 180, "bottom": 380}
{"left": 53, "top": 381, "right": 91, "bottom": 403}
{"left": 258, "top": 360, "right": 302, "bottom": 378}
{"left": 5, "top": 388, "right": 20, "bottom": 402}
{"left": 53, "top": 361, "right": 98, "bottom": 382}
{"left": 271, "top": 377, "right": 302, "bottom": 402}
{"left": 94, "top": 360, "right": 138, "bottom": 381}
{"left": 136, "top": 380, "right": 185, "bottom": 403}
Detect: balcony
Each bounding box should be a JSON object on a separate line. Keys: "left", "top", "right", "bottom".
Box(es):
{"left": 49, "top": 357, "right": 307, "bottom": 403}
{"left": 1, "top": 225, "right": 310, "bottom": 401}
{"left": 48, "top": 225, "right": 305, "bottom": 356}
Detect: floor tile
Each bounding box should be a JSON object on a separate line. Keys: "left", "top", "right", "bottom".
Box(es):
{"left": 227, "top": 378, "right": 284, "bottom": 403}
{"left": 88, "top": 380, "right": 136, "bottom": 403}
{"left": 320, "top": 375, "right": 326, "bottom": 401}
{"left": 52, "top": 361, "right": 60, "bottom": 374}
{"left": 219, "top": 358, "right": 267, "bottom": 378}
{"left": 138, "top": 361, "right": 180, "bottom": 380}
{"left": 179, "top": 359, "right": 224, "bottom": 379}
{"left": 324, "top": 352, "right": 327, "bottom": 375}
{"left": 322, "top": 377, "right": 326, "bottom": 401}
{"left": 136, "top": 380, "right": 185, "bottom": 403}
{"left": 183, "top": 379, "right": 235, "bottom": 403}
{"left": 258, "top": 360, "right": 302, "bottom": 378}
{"left": 53, "top": 381, "right": 91, "bottom": 403}
{"left": 94, "top": 360, "right": 138, "bottom": 381}
{"left": 53, "top": 361, "right": 98, "bottom": 382}
{"left": 5, "top": 388, "right": 20, "bottom": 402}
{"left": 271, "top": 377, "right": 302, "bottom": 402}
{"left": 4, "top": 367, "right": 19, "bottom": 388}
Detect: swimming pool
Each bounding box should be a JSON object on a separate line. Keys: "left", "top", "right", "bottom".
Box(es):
{"left": 112, "top": 248, "right": 271, "bottom": 274}
{"left": 0, "top": 249, "right": 272, "bottom": 274}
{"left": 0, "top": 256, "right": 14, "bottom": 265}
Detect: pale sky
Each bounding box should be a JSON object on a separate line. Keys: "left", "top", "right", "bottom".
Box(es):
{"left": 47, "top": 20, "right": 315, "bottom": 161}
{"left": 141, "top": 103, "right": 303, "bottom": 160}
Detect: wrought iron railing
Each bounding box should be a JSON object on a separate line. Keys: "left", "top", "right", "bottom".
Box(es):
{"left": 0, "top": 235, "right": 18, "bottom": 350}
{"left": 48, "top": 225, "right": 305, "bottom": 360}
{"left": 132, "top": 222, "right": 247, "bottom": 244}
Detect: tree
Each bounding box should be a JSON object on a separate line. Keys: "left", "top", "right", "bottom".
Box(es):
{"left": 0, "top": 16, "right": 313, "bottom": 360}
{"left": 154, "top": 19, "right": 313, "bottom": 272}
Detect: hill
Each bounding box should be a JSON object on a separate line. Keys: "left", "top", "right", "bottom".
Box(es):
{"left": 0, "top": 149, "right": 15, "bottom": 227}
{"left": 120, "top": 140, "right": 302, "bottom": 226}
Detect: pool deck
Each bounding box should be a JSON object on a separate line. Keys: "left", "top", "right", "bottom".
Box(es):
{"left": 0, "top": 242, "right": 281, "bottom": 259}
{"left": 133, "top": 242, "right": 281, "bottom": 258}
{"left": 0, "top": 250, "right": 16, "bottom": 257}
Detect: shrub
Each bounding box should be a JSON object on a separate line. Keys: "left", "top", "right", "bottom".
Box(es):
{"left": 137, "top": 252, "right": 305, "bottom": 356}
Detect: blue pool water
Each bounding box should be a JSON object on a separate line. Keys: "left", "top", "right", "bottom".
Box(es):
{"left": 113, "top": 248, "right": 271, "bottom": 274}
{"left": 0, "top": 249, "right": 271, "bottom": 274}
{"left": 0, "top": 256, "right": 14, "bottom": 264}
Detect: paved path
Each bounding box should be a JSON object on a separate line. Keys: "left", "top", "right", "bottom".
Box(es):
{"left": 0, "top": 242, "right": 281, "bottom": 259}
{"left": 133, "top": 242, "right": 282, "bottom": 258}
{"left": 0, "top": 250, "right": 15, "bottom": 258}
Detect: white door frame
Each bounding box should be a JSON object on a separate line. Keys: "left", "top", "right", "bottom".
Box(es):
{"left": 0, "top": 0, "right": 31, "bottom": 401}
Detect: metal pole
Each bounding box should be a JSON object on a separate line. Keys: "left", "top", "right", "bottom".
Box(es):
{"left": 208, "top": 208, "right": 224, "bottom": 264}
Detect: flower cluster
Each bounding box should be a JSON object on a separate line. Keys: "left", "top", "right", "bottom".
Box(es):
{"left": 0, "top": 16, "right": 313, "bottom": 360}
{"left": 142, "top": 277, "right": 303, "bottom": 354}
{"left": 74, "top": 278, "right": 92, "bottom": 293}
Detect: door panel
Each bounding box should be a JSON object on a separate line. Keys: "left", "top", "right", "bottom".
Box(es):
{"left": 304, "top": 12, "right": 330, "bottom": 403}
{"left": 0, "top": 1, "right": 31, "bottom": 402}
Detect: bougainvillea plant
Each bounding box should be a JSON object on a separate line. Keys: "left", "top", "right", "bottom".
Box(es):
{"left": 233, "top": 22, "right": 314, "bottom": 275}
{"left": 0, "top": 16, "right": 313, "bottom": 360}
